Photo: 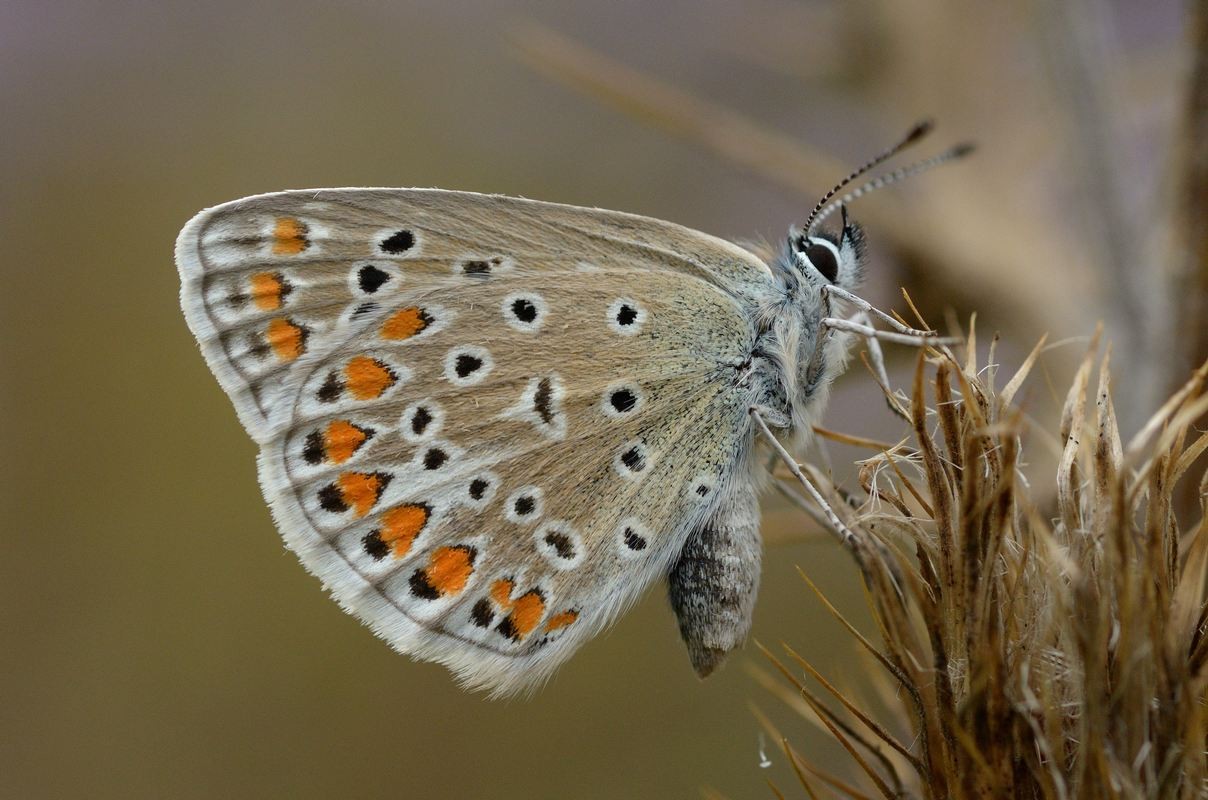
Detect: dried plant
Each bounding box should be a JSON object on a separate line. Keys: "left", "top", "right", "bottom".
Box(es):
{"left": 755, "top": 328, "right": 1208, "bottom": 798}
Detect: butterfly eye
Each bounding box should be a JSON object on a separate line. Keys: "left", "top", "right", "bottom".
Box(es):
{"left": 803, "top": 238, "right": 841, "bottom": 283}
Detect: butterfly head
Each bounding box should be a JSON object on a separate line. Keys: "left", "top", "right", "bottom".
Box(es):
{"left": 756, "top": 122, "right": 972, "bottom": 436}
{"left": 787, "top": 205, "right": 866, "bottom": 290}
{"left": 775, "top": 119, "right": 971, "bottom": 297}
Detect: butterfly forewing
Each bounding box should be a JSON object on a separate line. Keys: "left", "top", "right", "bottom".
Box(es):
{"left": 177, "top": 189, "right": 769, "bottom": 694}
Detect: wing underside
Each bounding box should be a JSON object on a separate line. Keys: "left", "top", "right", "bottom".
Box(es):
{"left": 177, "top": 189, "right": 768, "bottom": 693}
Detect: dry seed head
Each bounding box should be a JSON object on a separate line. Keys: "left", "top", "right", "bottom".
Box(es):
{"left": 761, "top": 329, "right": 1208, "bottom": 799}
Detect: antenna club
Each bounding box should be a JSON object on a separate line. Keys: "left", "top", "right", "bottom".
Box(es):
{"left": 948, "top": 142, "right": 976, "bottom": 159}
{"left": 800, "top": 120, "right": 940, "bottom": 235}
{"left": 904, "top": 119, "right": 935, "bottom": 144}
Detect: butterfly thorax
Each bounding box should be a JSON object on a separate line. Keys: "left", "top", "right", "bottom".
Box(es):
{"left": 743, "top": 223, "right": 866, "bottom": 448}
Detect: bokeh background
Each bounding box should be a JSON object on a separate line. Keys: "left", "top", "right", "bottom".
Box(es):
{"left": 2, "top": 1, "right": 1196, "bottom": 797}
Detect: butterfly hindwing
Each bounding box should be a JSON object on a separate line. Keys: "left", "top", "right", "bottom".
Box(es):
{"left": 177, "top": 189, "right": 771, "bottom": 694}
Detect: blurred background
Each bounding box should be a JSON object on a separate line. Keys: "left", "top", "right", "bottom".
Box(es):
{"left": 2, "top": 0, "right": 1198, "bottom": 797}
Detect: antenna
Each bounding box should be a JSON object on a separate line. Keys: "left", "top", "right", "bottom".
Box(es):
{"left": 799, "top": 120, "right": 934, "bottom": 236}
{"left": 808, "top": 142, "right": 975, "bottom": 231}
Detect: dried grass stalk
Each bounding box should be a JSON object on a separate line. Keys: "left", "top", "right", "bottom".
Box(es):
{"left": 765, "top": 334, "right": 1208, "bottom": 798}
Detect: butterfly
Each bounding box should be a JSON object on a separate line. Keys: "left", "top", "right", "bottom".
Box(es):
{"left": 176, "top": 122, "right": 968, "bottom": 696}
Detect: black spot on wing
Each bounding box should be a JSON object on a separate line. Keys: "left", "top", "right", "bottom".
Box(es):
{"left": 408, "top": 570, "right": 440, "bottom": 599}
{"left": 362, "top": 530, "right": 389, "bottom": 561}
{"left": 621, "top": 447, "right": 645, "bottom": 471}
{"left": 380, "top": 230, "right": 414, "bottom": 254}
{"left": 534, "top": 378, "right": 554, "bottom": 424}
{"left": 302, "top": 431, "right": 324, "bottom": 465}
{"left": 317, "top": 372, "right": 343, "bottom": 403}
{"left": 455, "top": 354, "right": 483, "bottom": 378}
{"left": 469, "top": 478, "right": 489, "bottom": 500}
{"left": 411, "top": 406, "right": 433, "bottom": 435}
{"left": 422, "top": 448, "right": 448, "bottom": 470}
{"left": 471, "top": 598, "right": 494, "bottom": 628}
{"left": 544, "top": 531, "right": 576, "bottom": 559}
{"left": 610, "top": 389, "right": 637, "bottom": 413}
{"left": 318, "top": 484, "right": 348, "bottom": 513}
{"left": 511, "top": 298, "right": 537, "bottom": 322}
{"left": 358, "top": 264, "right": 391, "bottom": 293}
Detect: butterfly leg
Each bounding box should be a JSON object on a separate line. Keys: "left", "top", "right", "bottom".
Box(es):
{"left": 667, "top": 482, "right": 761, "bottom": 678}
{"left": 846, "top": 309, "right": 911, "bottom": 421}
{"left": 820, "top": 284, "right": 938, "bottom": 337}
{"left": 750, "top": 408, "right": 859, "bottom": 548}
{"left": 820, "top": 316, "right": 957, "bottom": 346}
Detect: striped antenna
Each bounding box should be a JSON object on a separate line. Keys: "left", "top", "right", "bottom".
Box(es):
{"left": 799, "top": 120, "right": 934, "bottom": 235}
{"left": 808, "top": 142, "right": 975, "bottom": 232}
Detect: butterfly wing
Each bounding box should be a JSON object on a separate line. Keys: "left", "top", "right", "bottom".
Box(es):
{"left": 177, "top": 189, "right": 772, "bottom": 695}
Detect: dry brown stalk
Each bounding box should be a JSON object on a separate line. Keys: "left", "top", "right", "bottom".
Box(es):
{"left": 762, "top": 336, "right": 1208, "bottom": 798}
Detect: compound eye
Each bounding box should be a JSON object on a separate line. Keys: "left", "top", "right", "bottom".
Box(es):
{"left": 804, "top": 237, "right": 840, "bottom": 283}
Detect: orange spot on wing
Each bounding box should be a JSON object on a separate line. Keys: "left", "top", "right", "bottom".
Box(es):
{"left": 490, "top": 579, "right": 515, "bottom": 609}
{"left": 344, "top": 356, "right": 395, "bottom": 399}
{"left": 337, "top": 471, "right": 388, "bottom": 517}
{"left": 380, "top": 307, "right": 430, "bottom": 340}
{"left": 544, "top": 610, "right": 579, "bottom": 632}
{"left": 250, "top": 272, "right": 285, "bottom": 310}
{"left": 425, "top": 546, "right": 475, "bottom": 596}
{"left": 272, "top": 217, "right": 309, "bottom": 255}
{"left": 266, "top": 318, "right": 305, "bottom": 361}
{"left": 507, "top": 591, "right": 546, "bottom": 640}
{"left": 380, "top": 504, "right": 429, "bottom": 559}
{"left": 324, "top": 420, "right": 369, "bottom": 464}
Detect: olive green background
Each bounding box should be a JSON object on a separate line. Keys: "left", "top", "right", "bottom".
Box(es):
{"left": 1, "top": 1, "right": 1183, "bottom": 797}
